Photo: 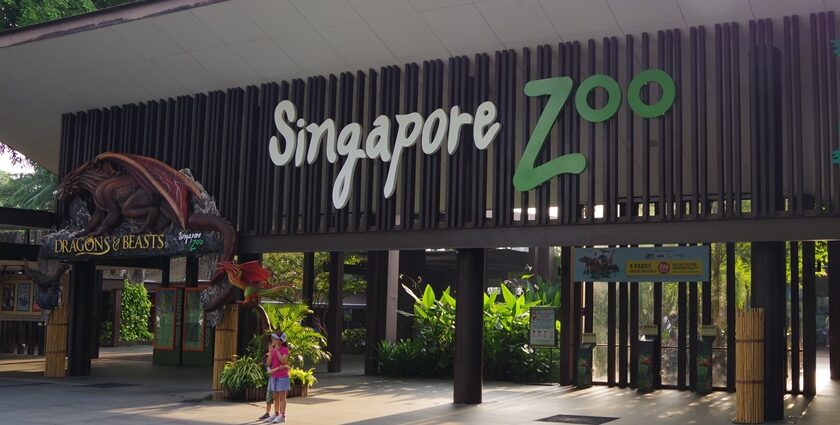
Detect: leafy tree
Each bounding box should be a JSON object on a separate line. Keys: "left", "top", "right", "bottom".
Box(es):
{"left": 120, "top": 280, "right": 152, "bottom": 342}
{"left": 1, "top": 0, "right": 133, "bottom": 30}
{"left": 261, "top": 252, "right": 366, "bottom": 305}
{"left": 0, "top": 164, "right": 57, "bottom": 211}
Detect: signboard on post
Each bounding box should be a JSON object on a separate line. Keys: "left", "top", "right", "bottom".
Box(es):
{"left": 572, "top": 246, "right": 710, "bottom": 282}
{"left": 529, "top": 307, "right": 557, "bottom": 347}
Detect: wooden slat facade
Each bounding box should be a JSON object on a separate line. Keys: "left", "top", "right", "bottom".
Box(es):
{"left": 58, "top": 13, "right": 840, "bottom": 252}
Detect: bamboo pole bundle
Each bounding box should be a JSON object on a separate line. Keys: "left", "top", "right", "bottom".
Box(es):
{"left": 45, "top": 278, "right": 69, "bottom": 378}
{"left": 212, "top": 304, "right": 239, "bottom": 391}
{"left": 735, "top": 309, "right": 764, "bottom": 424}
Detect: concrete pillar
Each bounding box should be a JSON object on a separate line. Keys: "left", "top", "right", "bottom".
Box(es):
{"left": 384, "top": 251, "right": 400, "bottom": 342}
{"left": 453, "top": 248, "right": 484, "bottom": 404}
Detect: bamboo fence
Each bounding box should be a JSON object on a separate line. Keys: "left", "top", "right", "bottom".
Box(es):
{"left": 735, "top": 308, "right": 764, "bottom": 424}
{"left": 212, "top": 304, "right": 239, "bottom": 391}
{"left": 44, "top": 278, "right": 69, "bottom": 378}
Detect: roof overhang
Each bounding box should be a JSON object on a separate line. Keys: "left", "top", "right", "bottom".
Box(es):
{"left": 0, "top": 0, "right": 832, "bottom": 172}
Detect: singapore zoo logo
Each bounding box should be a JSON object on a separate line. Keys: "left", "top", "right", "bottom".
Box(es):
{"left": 267, "top": 69, "right": 675, "bottom": 209}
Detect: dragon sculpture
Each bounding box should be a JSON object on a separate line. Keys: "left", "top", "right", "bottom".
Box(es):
{"left": 40, "top": 152, "right": 279, "bottom": 318}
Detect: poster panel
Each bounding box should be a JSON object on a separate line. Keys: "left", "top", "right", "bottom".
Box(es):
{"left": 573, "top": 246, "right": 710, "bottom": 282}
{"left": 529, "top": 307, "right": 557, "bottom": 347}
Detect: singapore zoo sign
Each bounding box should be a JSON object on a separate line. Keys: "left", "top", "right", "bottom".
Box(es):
{"left": 268, "top": 69, "right": 676, "bottom": 209}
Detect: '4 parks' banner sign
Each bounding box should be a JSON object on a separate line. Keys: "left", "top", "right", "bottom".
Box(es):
{"left": 573, "top": 246, "right": 710, "bottom": 283}
{"left": 268, "top": 70, "right": 676, "bottom": 209}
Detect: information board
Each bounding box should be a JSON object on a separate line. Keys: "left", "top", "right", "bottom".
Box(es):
{"left": 529, "top": 307, "right": 557, "bottom": 347}
{"left": 154, "top": 289, "right": 177, "bottom": 350}
{"left": 573, "top": 246, "right": 710, "bottom": 282}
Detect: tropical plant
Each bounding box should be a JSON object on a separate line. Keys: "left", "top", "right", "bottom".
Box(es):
{"left": 120, "top": 280, "right": 152, "bottom": 342}
{"left": 341, "top": 327, "right": 366, "bottom": 353}
{"left": 261, "top": 302, "right": 331, "bottom": 368}
{"left": 99, "top": 320, "right": 113, "bottom": 346}
{"left": 0, "top": 165, "right": 57, "bottom": 211}
{"left": 219, "top": 355, "right": 268, "bottom": 396}
{"left": 289, "top": 367, "right": 317, "bottom": 386}
{"left": 261, "top": 252, "right": 367, "bottom": 304}
{"left": 379, "top": 281, "right": 561, "bottom": 383}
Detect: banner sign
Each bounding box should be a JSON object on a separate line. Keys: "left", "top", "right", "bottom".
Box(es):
{"left": 573, "top": 246, "right": 710, "bottom": 282}
{"left": 40, "top": 230, "right": 223, "bottom": 260}
{"left": 529, "top": 307, "right": 558, "bottom": 347}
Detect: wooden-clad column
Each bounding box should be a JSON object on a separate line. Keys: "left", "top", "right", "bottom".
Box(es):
{"left": 212, "top": 304, "right": 239, "bottom": 391}
{"left": 364, "top": 251, "right": 388, "bottom": 375}
{"left": 828, "top": 242, "right": 840, "bottom": 380}
{"left": 327, "top": 252, "right": 344, "bottom": 373}
{"left": 790, "top": 242, "right": 801, "bottom": 394}
{"left": 453, "top": 248, "right": 484, "bottom": 404}
{"left": 67, "top": 260, "right": 96, "bottom": 376}
{"left": 45, "top": 276, "right": 70, "bottom": 378}
{"left": 751, "top": 241, "right": 786, "bottom": 421}
{"left": 302, "top": 252, "right": 315, "bottom": 308}
{"left": 726, "top": 243, "right": 736, "bottom": 392}
{"left": 90, "top": 270, "right": 103, "bottom": 359}
{"left": 558, "top": 246, "right": 576, "bottom": 385}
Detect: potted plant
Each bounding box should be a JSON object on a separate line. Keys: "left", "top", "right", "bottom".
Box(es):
{"left": 288, "top": 367, "right": 317, "bottom": 397}
{"left": 218, "top": 354, "right": 268, "bottom": 402}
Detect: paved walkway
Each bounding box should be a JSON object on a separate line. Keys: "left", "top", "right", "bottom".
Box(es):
{"left": 0, "top": 346, "right": 837, "bottom": 424}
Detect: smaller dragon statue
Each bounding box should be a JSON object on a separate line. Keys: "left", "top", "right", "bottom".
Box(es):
{"left": 216, "top": 260, "right": 285, "bottom": 307}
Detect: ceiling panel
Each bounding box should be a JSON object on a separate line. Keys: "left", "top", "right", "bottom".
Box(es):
{"left": 321, "top": 23, "right": 396, "bottom": 65}
{"left": 19, "top": 78, "right": 80, "bottom": 114}
{"left": 420, "top": 4, "right": 499, "bottom": 51}
{"left": 409, "top": 0, "right": 471, "bottom": 11}
{"left": 230, "top": 38, "right": 303, "bottom": 82}
{"left": 191, "top": 45, "right": 263, "bottom": 86}
{"left": 111, "top": 19, "right": 184, "bottom": 60}
{"left": 152, "top": 53, "right": 222, "bottom": 94}
{"left": 289, "top": 0, "right": 363, "bottom": 29}
{"left": 749, "top": 0, "right": 826, "bottom": 19}
{"left": 539, "top": 0, "right": 619, "bottom": 37}
{"left": 0, "top": 49, "right": 42, "bottom": 82}
{"left": 368, "top": 13, "right": 447, "bottom": 58}
{"left": 678, "top": 0, "right": 753, "bottom": 26}
{"left": 192, "top": 2, "right": 267, "bottom": 44}
{"left": 150, "top": 10, "right": 225, "bottom": 52}
{"left": 349, "top": 0, "right": 415, "bottom": 20}
{"left": 607, "top": 0, "right": 685, "bottom": 29}
{"left": 476, "top": 0, "right": 559, "bottom": 45}
{"left": 272, "top": 31, "right": 348, "bottom": 71}
{"left": 235, "top": 0, "right": 314, "bottom": 37}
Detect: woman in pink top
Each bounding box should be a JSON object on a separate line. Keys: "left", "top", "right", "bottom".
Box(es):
{"left": 265, "top": 332, "right": 290, "bottom": 423}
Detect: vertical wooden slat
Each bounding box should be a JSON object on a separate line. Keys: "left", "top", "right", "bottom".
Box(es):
{"left": 618, "top": 280, "right": 628, "bottom": 387}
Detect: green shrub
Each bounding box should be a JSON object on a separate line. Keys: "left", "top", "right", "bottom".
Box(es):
{"left": 342, "top": 328, "right": 366, "bottom": 353}
{"left": 120, "top": 281, "right": 153, "bottom": 342}
{"left": 378, "top": 279, "right": 561, "bottom": 383}
{"left": 289, "top": 367, "right": 317, "bottom": 386}
{"left": 99, "top": 320, "right": 112, "bottom": 346}
{"left": 219, "top": 355, "right": 268, "bottom": 395}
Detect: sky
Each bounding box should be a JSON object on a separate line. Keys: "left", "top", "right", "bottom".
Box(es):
{"left": 0, "top": 150, "right": 35, "bottom": 174}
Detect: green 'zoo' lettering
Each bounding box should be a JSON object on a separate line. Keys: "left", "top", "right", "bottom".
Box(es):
{"left": 513, "top": 69, "right": 676, "bottom": 192}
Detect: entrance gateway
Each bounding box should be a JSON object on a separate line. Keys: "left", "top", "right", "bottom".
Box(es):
{"left": 2, "top": 8, "right": 837, "bottom": 423}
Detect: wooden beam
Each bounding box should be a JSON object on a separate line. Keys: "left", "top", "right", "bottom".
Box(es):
{"left": 453, "top": 248, "right": 484, "bottom": 404}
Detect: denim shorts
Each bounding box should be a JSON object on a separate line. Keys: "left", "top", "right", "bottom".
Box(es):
{"left": 268, "top": 376, "right": 290, "bottom": 392}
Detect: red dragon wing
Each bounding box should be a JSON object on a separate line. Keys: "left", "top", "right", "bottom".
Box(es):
{"left": 238, "top": 261, "right": 272, "bottom": 283}
{"left": 95, "top": 152, "right": 202, "bottom": 229}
